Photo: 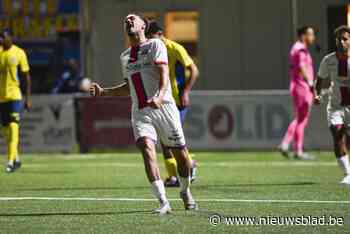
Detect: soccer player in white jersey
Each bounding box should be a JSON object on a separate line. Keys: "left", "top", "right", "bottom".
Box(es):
{"left": 315, "top": 25, "right": 350, "bottom": 185}
{"left": 90, "top": 13, "right": 197, "bottom": 213}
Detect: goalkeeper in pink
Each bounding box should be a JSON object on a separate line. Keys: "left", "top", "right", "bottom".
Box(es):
{"left": 279, "top": 26, "right": 316, "bottom": 160}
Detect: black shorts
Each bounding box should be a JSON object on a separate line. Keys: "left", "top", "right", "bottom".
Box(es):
{"left": 0, "top": 101, "right": 23, "bottom": 126}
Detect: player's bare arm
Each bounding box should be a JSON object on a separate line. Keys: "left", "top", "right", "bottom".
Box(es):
{"left": 90, "top": 81, "right": 130, "bottom": 97}
{"left": 181, "top": 63, "right": 199, "bottom": 107}
{"left": 296, "top": 27, "right": 316, "bottom": 91}
{"left": 22, "top": 71, "right": 32, "bottom": 110}
{"left": 314, "top": 77, "right": 323, "bottom": 105}
{"left": 300, "top": 62, "right": 313, "bottom": 88}
{"left": 148, "top": 64, "right": 169, "bottom": 109}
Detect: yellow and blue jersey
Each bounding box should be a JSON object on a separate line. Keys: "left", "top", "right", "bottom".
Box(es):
{"left": 0, "top": 45, "right": 30, "bottom": 103}
{"left": 163, "top": 38, "right": 194, "bottom": 107}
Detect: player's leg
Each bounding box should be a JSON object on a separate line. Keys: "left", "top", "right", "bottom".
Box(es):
{"left": 0, "top": 103, "right": 4, "bottom": 137}
{"left": 178, "top": 107, "right": 197, "bottom": 182}
{"left": 157, "top": 103, "right": 197, "bottom": 210}
{"left": 161, "top": 143, "right": 179, "bottom": 187}
{"left": 11, "top": 101, "right": 22, "bottom": 168}
{"left": 170, "top": 146, "right": 196, "bottom": 206}
{"left": 137, "top": 137, "right": 171, "bottom": 214}
{"left": 132, "top": 116, "right": 171, "bottom": 214}
{"left": 0, "top": 104, "right": 5, "bottom": 160}
{"left": 162, "top": 106, "right": 195, "bottom": 187}
{"left": 171, "top": 146, "right": 197, "bottom": 210}
{"left": 279, "top": 92, "right": 298, "bottom": 157}
{"left": 293, "top": 97, "right": 314, "bottom": 160}
{"left": 3, "top": 101, "right": 21, "bottom": 173}
{"left": 330, "top": 124, "right": 350, "bottom": 184}
{"left": 280, "top": 119, "right": 297, "bottom": 156}
{"left": 170, "top": 147, "right": 191, "bottom": 178}
{"left": 137, "top": 137, "right": 161, "bottom": 182}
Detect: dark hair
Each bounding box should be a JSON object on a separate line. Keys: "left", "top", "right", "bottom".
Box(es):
{"left": 140, "top": 15, "right": 149, "bottom": 32}
{"left": 297, "top": 26, "right": 313, "bottom": 37}
{"left": 0, "top": 28, "right": 12, "bottom": 38}
{"left": 334, "top": 25, "right": 350, "bottom": 38}
{"left": 146, "top": 20, "right": 163, "bottom": 37}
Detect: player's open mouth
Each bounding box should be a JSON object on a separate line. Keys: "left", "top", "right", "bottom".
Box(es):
{"left": 126, "top": 22, "right": 134, "bottom": 30}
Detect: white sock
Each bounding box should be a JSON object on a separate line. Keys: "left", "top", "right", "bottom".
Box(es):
{"left": 280, "top": 143, "right": 289, "bottom": 151}
{"left": 151, "top": 180, "right": 168, "bottom": 204}
{"left": 8, "top": 160, "right": 14, "bottom": 166}
{"left": 179, "top": 176, "right": 191, "bottom": 193}
{"left": 15, "top": 155, "right": 20, "bottom": 162}
{"left": 337, "top": 155, "right": 350, "bottom": 176}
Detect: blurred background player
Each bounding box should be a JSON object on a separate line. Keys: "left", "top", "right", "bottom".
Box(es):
{"left": 0, "top": 29, "right": 31, "bottom": 173}
{"left": 90, "top": 13, "right": 197, "bottom": 214}
{"left": 314, "top": 25, "right": 350, "bottom": 185}
{"left": 146, "top": 20, "right": 199, "bottom": 187}
{"left": 279, "top": 26, "right": 316, "bottom": 160}
{"left": 51, "top": 58, "right": 81, "bottom": 94}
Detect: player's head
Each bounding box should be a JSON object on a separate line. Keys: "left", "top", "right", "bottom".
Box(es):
{"left": 146, "top": 20, "right": 163, "bottom": 39}
{"left": 334, "top": 25, "right": 350, "bottom": 53}
{"left": 0, "top": 28, "right": 13, "bottom": 48}
{"left": 124, "top": 13, "right": 148, "bottom": 37}
{"left": 297, "top": 26, "right": 315, "bottom": 46}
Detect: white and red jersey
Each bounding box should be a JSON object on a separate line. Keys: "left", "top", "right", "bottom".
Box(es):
{"left": 318, "top": 52, "right": 350, "bottom": 109}
{"left": 120, "top": 38, "right": 175, "bottom": 110}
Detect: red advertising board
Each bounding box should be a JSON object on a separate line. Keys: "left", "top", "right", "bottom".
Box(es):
{"left": 76, "top": 97, "right": 135, "bottom": 152}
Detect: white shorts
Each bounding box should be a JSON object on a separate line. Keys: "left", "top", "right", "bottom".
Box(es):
{"left": 131, "top": 103, "right": 186, "bottom": 147}
{"left": 327, "top": 106, "right": 350, "bottom": 128}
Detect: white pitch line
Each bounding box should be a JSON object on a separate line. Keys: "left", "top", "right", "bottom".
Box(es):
{"left": 0, "top": 197, "right": 349, "bottom": 204}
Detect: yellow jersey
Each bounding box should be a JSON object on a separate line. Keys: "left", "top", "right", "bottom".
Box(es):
{"left": 0, "top": 45, "right": 29, "bottom": 102}
{"left": 163, "top": 38, "right": 194, "bottom": 106}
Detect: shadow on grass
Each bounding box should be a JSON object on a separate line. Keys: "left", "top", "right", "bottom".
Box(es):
{"left": 0, "top": 210, "right": 153, "bottom": 217}
{"left": 194, "top": 182, "right": 316, "bottom": 190}
{"left": 18, "top": 170, "right": 73, "bottom": 174}
{"left": 13, "top": 186, "right": 150, "bottom": 192}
